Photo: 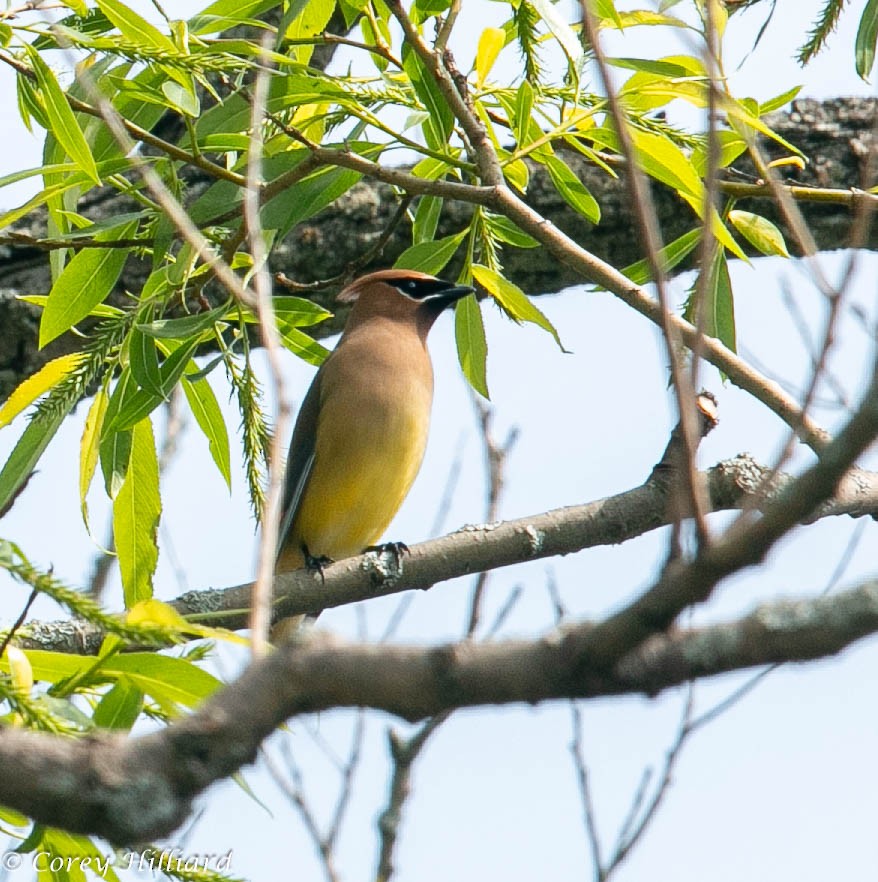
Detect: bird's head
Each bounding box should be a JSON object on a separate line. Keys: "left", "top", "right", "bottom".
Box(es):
{"left": 338, "top": 270, "right": 475, "bottom": 337}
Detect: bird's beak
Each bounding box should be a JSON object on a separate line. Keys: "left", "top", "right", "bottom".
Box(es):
{"left": 434, "top": 284, "right": 475, "bottom": 304}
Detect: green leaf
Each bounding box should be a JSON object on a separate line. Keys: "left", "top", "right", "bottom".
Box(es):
{"left": 402, "top": 43, "right": 454, "bottom": 149}
{"left": 495, "top": 90, "right": 551, "bottom": 161}
{"left": 686, "top": 248, "right": 736, "bottom": 355}
{"left": 284, "top": 0, "right": 337, "bottom": 63}
{"left": 621, "top": 228, "right": 701, "bottom": 285}
{"left": 626, "top": 127, "right": 702, "bottom": 202}
{"left": 530, "top": 0, "right": 584, "bottom": 71}
{"left": 728, "top": 210, "right": 790, "bottom": 257}
{"left": 19, "top": 295, "right": 123, "bottom": 319}
{"left": 95, "top": 0, "right": 177, "bottom": 52}
{"left": 593, "top": 124, "right": 700, "bottom": 204}
{"left": 107, "top": 653, "right": 221, "bottom": 710}
{"left": 411, "top": 0, "right": 451, "bottom": 22}
{"left": 136, "top": 304, "right": 229, "bottom": 339}
{"left": 18, "top": 650, "right": 221, "bottom": 709}
{"left": 94, "top": 0, "right": 195, "bottom": 100}
{"left": 0, "top": 408, "right": 71, "bottom": 517}
{"left": 512, "top": 80, "right": 535, "bottom": 149}
{"left": 113, "top": 418, "right": 161, "bottom": 607}
{"left": 0, "top": 161, "right": 128, "bottom": 231}
{"left": 39, "top": 220, "right": 138, "bottom": 347}
{"left": 592, "top": 125, "right": 745, "bottom": 260}
{"left": 617, "top": 56, "right": 708, "bottom": 112}
{"left": 30, "top": 8, "right": 115, "bottom": 51}
{"left": 277, "top": 327, "right": 330, "bottom": 366}
{"left": 265, "top": 165, "right": 364, "bottom": 240}
{"left": 0, "top": 806, "right": 27, "bottom": 828}
{"left": 454, "top": 294, "right": 489, "bottom": 398}
{"left": 91, "top": 66, "right": 170, "bottom": 164}
{"left": 856, "top": 0, "right": 878, "bottom": 80}
{"left": 99, "top": 370, "right": 133, "bottom": 497}
{"left": 500, "top": 153, "right": 530, "bottom": 191}
{"left": 723, "top": 95, "right": 803, "bottom": 157}
{"left": 110, "top": 339, "right": 201, "bottom": 432}
{"left": 160, "top": 80, "right": 200, "bottom": 117}
{"left": 413, "top": 195, "right": 443, "bottom": 244}
{"left": 609, "top": 56, "right": 699, "bottom": 77}
{"left": 691, "top": 130, "right": 747, "bottom": 175}
{"left": 272, "top": 297, "right": 333, "bottom": 327}
{"left": 93, "top": 677, "right": 143, "bottom": 730}
{"left": 485, "top": 214, "right": 540, "bottom": 249}
{"left": 394, "top": 231, "right": 467, "bottom": 275}
{"left": 759, "top": 84, "right": 803, "bottom": 114}
{"left": 182, "top": 376, "right": 232, "bottom": 490}
{"left": 471, "top": 264, "right": 565, "bottom": 349}
{"left": 25, "top": 47, "right": 100, "bottom": 187}
{"left": 476, "top": 26, "right": 506, "bottom": 86}
{"left": 100, "top": 429, "right": 131, "bottom": 500}
{"left": 544, "top": 155, "right": 600, "bottom": 223}
{"left": 128, "top": 325, "right": 163, "bottom": 398}
{"left": 0, "top": 354, "right": 84, "bottom": 429}
{"left": 79, "top": 385, "right": 109, "bottom": 530}
{"left": 189, "top": 0, "right": 282, "bottom": 34}
{"left": 594, "top": 0, "right": 624, "bottom": 27}
{"left": 0, "top": 161, "right": 80, "bottom": 191}
{"left": 38, "top": 829, "right": 122, "bottom": 882}
{"left": 237, "top": 297, "right": 332, "bottom": 335}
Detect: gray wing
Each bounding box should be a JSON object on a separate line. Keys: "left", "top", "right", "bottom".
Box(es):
{"left": 276, "top": 368, "right": 323, "bottom": 562}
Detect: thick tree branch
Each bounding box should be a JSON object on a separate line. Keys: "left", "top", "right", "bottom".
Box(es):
{"left": 1, "top": 574, "right": 877, "bottom": 845}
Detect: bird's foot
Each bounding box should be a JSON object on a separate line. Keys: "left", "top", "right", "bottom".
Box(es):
{"left": 303, "top": 545, "right": 333, "bottom": 583}
{"left": 364, "top": 541, "right": 410, "bottom": 565}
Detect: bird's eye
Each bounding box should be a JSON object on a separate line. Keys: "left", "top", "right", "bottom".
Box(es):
{"left": 394, "top": 277, "right": 451, "bottom": 300}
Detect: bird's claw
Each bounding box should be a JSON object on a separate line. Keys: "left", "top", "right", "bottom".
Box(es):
{"left": 364, "top": 541, "right": 410, "bottom": 565}
{"left": 303, "top": 545, "right": 333, "bottom": 583}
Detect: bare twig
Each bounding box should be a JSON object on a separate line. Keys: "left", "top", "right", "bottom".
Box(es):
{"left": 580, "top": 0, "right": 708, "bottom": 553}
{"left": 482, "top": 585, "right": 524, "bottom": 640}
{"left": 326, "top": 708, "right": 366, "bottom": 855}
{"left": 275, "top": 195, "right": 414, "bottom": 295}
{"left": 0, "top": 234, "right": 149, "bottom": 251}
{"left": 244, "top": 38, "right": 288, "bottom": 659}
{"left": 690, "top": 0, "right": 723, "bottom": 398}
{"left": 569, "top": 704, "right": 604, "bottom": 879}
{"left": 466, "top": 397, "right": 518, "bottom": 637}
{"left": 262, "top": 744, "right": 341, "bottom": 882}
{"left": 375, "top": 715, "right": 448, "bottom": 882}
{"left": 604, "top": 688, "right": 694, "bottom": 873}
{"left": 285, "top": 31, "right": 403, "bottom": 69}
{"left": 0, "top": 589, "right": 38, "bottom": 660}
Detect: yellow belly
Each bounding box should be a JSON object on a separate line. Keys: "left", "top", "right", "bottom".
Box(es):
{"left": 293, "top": 384, "right": 430, "bottom": 561}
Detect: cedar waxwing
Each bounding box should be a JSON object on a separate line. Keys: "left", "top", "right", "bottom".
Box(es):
{"left": 275, "top": 269, "right": 475, "bottom": 583}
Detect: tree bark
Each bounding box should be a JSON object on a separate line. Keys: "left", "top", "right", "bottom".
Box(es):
{"left": 0, "top": 96, "right": 875, "bottom": 400}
